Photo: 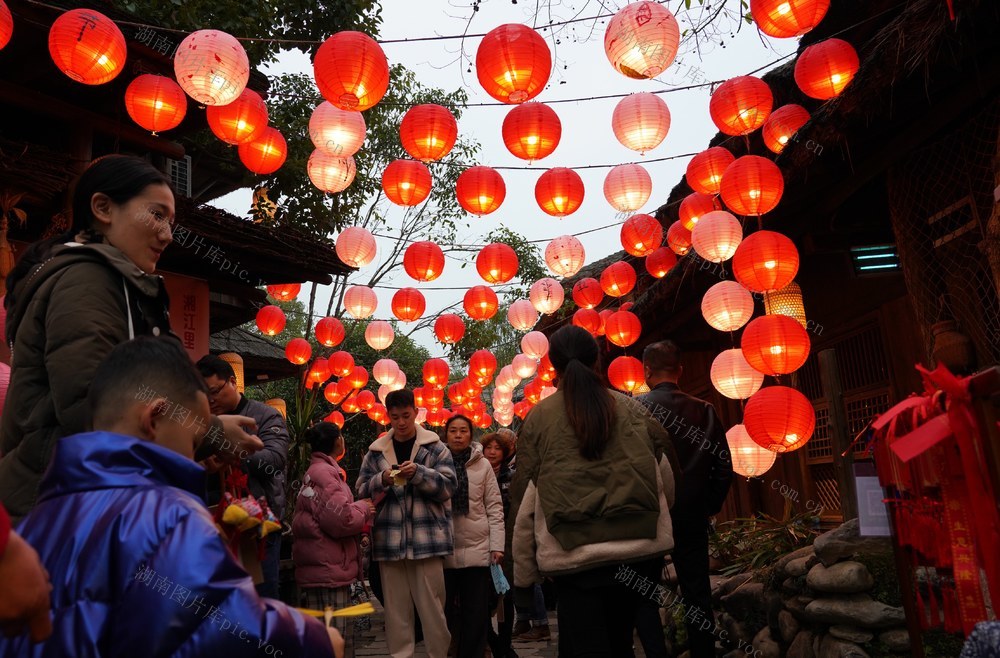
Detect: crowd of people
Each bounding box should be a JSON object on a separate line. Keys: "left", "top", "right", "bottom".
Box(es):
{"left": 0, "top": 156, "right": 738, "bottom": 658}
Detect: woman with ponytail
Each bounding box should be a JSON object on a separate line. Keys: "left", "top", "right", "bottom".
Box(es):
{"left": 509, "top": 325, "right": 680, "bottom": 657}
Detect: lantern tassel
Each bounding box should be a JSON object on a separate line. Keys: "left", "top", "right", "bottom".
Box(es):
{"left": 946, "top": 0, "right": 955, "bottom": 20}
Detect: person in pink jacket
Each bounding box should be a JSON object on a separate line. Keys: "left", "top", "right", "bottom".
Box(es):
{"left": 293, "top": 422, "right": 375, "bottom": 658}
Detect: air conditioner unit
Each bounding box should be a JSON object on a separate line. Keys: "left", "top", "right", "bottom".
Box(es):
{"left": 167, "top": 155, "right": 192, "bottom": 198}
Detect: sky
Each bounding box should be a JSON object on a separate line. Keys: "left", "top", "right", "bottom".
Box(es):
{"left": 214, "top": 0, "right": 796, "bottom": 356}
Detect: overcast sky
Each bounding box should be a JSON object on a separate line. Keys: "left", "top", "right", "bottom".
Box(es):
{"left": 214, "top": 0, "right": 795, "bottom": 355}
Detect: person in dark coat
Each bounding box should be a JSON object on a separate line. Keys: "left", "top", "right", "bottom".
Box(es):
{"left": 481, "top": 431, "right": 518, "bottom": 658}
{"left": 0, "top": 337, "right": 342, "bottom": 658}
{"left": 639, "top": 340, "right": 734, "bottom": 658}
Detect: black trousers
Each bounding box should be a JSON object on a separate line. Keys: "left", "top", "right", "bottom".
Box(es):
{"left": 672, "top": 515, "right": 715, "bottom": 658}
{"left": 634, "top": 560, "right": 669, "bottom": 658}
{"left": 552, "top": 563, "right": 644, "bottom": 658}
{"left": 488, "top": 590, "right": 516, "bottom": 658}
{"left": 445, "top": 566, "right": 492, "bottom": 658}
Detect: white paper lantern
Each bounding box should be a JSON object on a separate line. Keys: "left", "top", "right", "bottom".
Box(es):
{"left": 529, "top": 277, "right": 565, "bottom": 315}
{"left": 365, "top": 320, "right": 394, "bottom": 351}
{"left": 507, "top": 299, "right": 539, "bottom": 332}
{"left": 711, "top": 349, "right": 765, "bottom": 400}
{"left": 727, "top": 423, "right": 777, "bottom": 478}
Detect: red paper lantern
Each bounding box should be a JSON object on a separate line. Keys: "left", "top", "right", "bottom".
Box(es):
{"left": 545, "top": 235, "right": 586, "bottom": 278}
{"left": 513, "top": 400, "right": 532, "bottom": 420}
{"left": 308, "top": 358, "right": 333, "bottom": 386}
{"left": 476, "top": 24, "right": 551, "bottom": 104}
{"left": 529, "top": 278, "right": 565, "bottom": 315}
{"left": 667, "top": 221, "right": 692, "bottom": 256}
{"left": 400, "top": 104, "right": 458, "bottom": 162}
{"left": 347, "top": 366, "right": 369, "bottom": 391}
{"left": 404, "top": 240, "right": 445, "bottom": 282}
{"left": 368, "top": 403, "right": 388, "bottom": 424}
{"left": 744, "top": 386, "right": 815, "bottom": 452}
{"left": 49, "top": 9, "right": 126, "bottom": 85}
{"left": 476, "top": 243, "right": 519, "bottom": 284}
{"left": 645, "top": 246, "right": 677, "bottom": 278}
{"left": 207, "top": 88, "right": 268, "bottom": 145}
{"left": 597, "top": 310, "right": 614, "bottom": 336}
{"left": 456, "top": 166, "right": 506, "bottom": 216}
{"left": 573, "top": 308, "right": 604, "bottom": 336}
{"left": 325, "top": 410, "right": 346, "bottom": 428}
{"left": 691, "top": 210, "right": 743, "bottom": 263}
{"left": 524, "top": 377, "right": 545, "bottom": 403}
{"left": 0, "top": 1, "right": 12, "bottom": 51}
{"left": 612, "top": 92, "right": 670, "bottom": 154}
{"left": 732, "top": 230, "right": 799, "bottom": 292}
{"left": 604, "top": 310, "right": 642, "bottom": 347}
{"left": 604, "top": 164, "right": 652, "bottom": 212}
{"left": 741, "top": 315, "right": 811, "bottom": 376}
{"left": 604, "top": 2, "right": 680, "bottom": 79}
{"left": 329, "top": 352, "right": 355, "bottom": 378}
{"left": 686, "top": 147, "right": 735, "bottom": 196}
{"left": 600, "top": 262, "right": 637, "bottom": 298}
{"left": 315, "top": 317, "right": 345, "bottom": 347}
{"left": 267, "top": 283, "right": 300, "bottom": 301}
{"left": 710, "top": 76, "right": 773, "bottom": 136}
{"left": 324, "top": 382, "right": 345, "bottom": 405}
{"left": 434, "top": 313, "right": 466, "bottom": 344}
{"left": 464, "top": 286, "right": 500, "bottom": 321}
{"left": 794, "top": 38, "right": 858, "bottom": 100}
{"left": 535, "top": 168, "right": 585, "bottom": 217}
{"left": 679, "top": 192, "right": 721, "bottom": 232}
{"left": 762, "top": 104, "right": 811, "bottom": 154}
{"left": 309, "top": 101, "right": 366, "bottom": 157}
{"left": 174, "top": 29, "right": 249, "bottom": 106}
{"left": 470, "top": 350, "right": 498, "bottom": 378}
{"left": 502, "top": 102, "right": 561, "bottom": 162}
{"left": 314, "top": 31, "right": 389, "bottom": 111}
{"left": 344, "top": 285, "right": 377, "bottom": 319}
{"left": 750, "top": 0, "right": 830, "bottom": 38}
{"left": 720, "top": 155, "right": 784, "bottom": 216}
{"left": 335, "top": 226, "right": 377, "bottom": 268}
{"left": 308, "top": 151, "right": 357, "bottom": 193}
{"left": 285, "top": 338, "right": 312, "bottom": 365}
{"left": 573, "top": 278, "right": 604, "bottom": 309}
{"left": 620, "top": 214, "right": 663, "bottom": 257}
{"left": 608, "top": 355, "right": 645, "bottom": 393}
{"left": 124, "top": 75, "right": 187, "bottom": 134}
{"left": 365, "top": 321, "right": 394, "bottom": 351}
{"left": 383, "top": 159, "right": 432, "bottom": 207}
{"left": 341, "top": 394, "right": 360, "bottom": 414}
{"left": 356, "top": 390, "right": 376, "bottom": 411}
{"left": 701, "top": 280, "right": 755, "bottom": 332}
{"left": 238, "top": 127, "right": 287, "bottom": 175}
{"left": 423, "top": 358, "right": 451, "bottom": 387}
{"left": 391, "top": 287, "right": 426, "bottom": 322}
{"left": 255, "top": 305, "right": 286, "bottom": 336}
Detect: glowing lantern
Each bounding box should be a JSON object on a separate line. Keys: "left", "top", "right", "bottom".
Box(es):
{"left": 535, "top": 168, "right": 585, "bottom": 217}
{"left": 308, "top": 358, "right": 332, "bottom": 386}
{"left": 346, "top": 366, "right": 369, "bottom": 391}
{"left": 476, "top": 243, "right": 519, "bottom": 284}
{"left": 496, "top": 366, "right": 521, "bottom": 391}
{"left": 608, "top": 355, "right": 645, "bottom": 393}
{"left": 720, "top": 156, "right": 784, "bottom": 216}
{"left": 604, "top": 164, "right": 652, "bottom": 212}
{"left": 391, "top": 288, "right": 426, "bottom": 322}
{"left": 456, "top": 166, "right": 506, "bottom": 216}
{"left": 308, "top": 151, "right": 357, "bottom": 193}
{"left": 701, "top": 280, "right": 755, "bottom": 332}
{"left": 465, "top": 286, "right": 499, "bottom": 321}
{"left": 403, "top": 241, "right": 445, "bottom": 282}
{"left": 502, "top": 102, "right": 561, "bottom": 161}
{"left": 538, "top": 354, "right": 557, "bottom": 382}
{"left": 620, "top": 214, "right": 663, "bottom": 257}
{"left": 612, "top": 93, "right": 671, "bottom": 154}
{"left": 750, "top": 0, "right": 830, "bottom": 38}
{"left": 476, "top": 24, "right": 551, "bottom": 104}
{"left": 727, "top": 424, "right": 777, "bottom": 478}
{"left": 344, "top": 285, "right": 377, "bottom": 319}
{"left": 256, "top": 305, "right": 285, "bottom": 336}
{"left": 605, "top": 310, "right": 642, "bottom": 348}
{"left": 373, "top": 359, "right": 401, "bottom": 387}
{"left": 0, "top": 1, "right": 11, "bottom": 50}
{"left": 400, "top": 104, "right": 458, "bottom": 162}
{"left": 174, "top": 30, "right": 249, "bottom": 105}
{"left": 545, "top": 235, "right": 586, "bottom": 278}
{"left": 505, "top": 355, "right": 532, "bottom": 381}
{"left": 573, "top": 308, "right": 604, "bottom": 336}
{"left": 762, "top": 104, "right": 810, "bottom": 154}
{"left": 426, "top": 409, "right": 450, "bottom": 427}
{"left": 335, "top": 226, "right": 377, "bottom": 268}
{"left": 476, "top": 413, "right": 493, "bottom": 429}
{"left": 383, "top": 159, "right": 432, "bottom": 207}
{"left": 369, "top": 403, "right": 388, "bottom": 425}
{"left": 124, "top": 75, "right": 187, "bottom": 134}
{"left": 741, "top": 314, "right": 810, "bottom": 376}
{"left": 794, "top": 38, "right": 859, "bottom": 100}
{"left": 508, "top": 300, "right": 538, "bottom": 331}
{"left": 529, "top": 278, "right": 565, "bottom": 314}
{"left": 470, "top": 350, "right": 498, "bottom": 379}
{"left": 356, "top": 390, "right": 376, "bottom": 411}
{"left": 744, "top": 386, "right": 815, "bottom": 452}
{"left": 314, "top": 31, "right": 389, "bottom": 111}
{"left": 425, "top": 386, "right": 447, "bottom": 409}
{"left": 573, "top": 278, "right": 604, "bottom": 309}
{"left": 434, "top": 314, "right": 466, "bottom": 344}
{"left": 524, "top": 377, "right": 544, "bottom": 403}
{"left": 709, "top": 76, "right": 773, "bottom": 136}
{"left": 711, "top": 349, "right": 765, "bottom": 399}
{"left": 678, "top": 193, "right": 718, "bottom": 232}
{"left": 732, "top": 230, "right": 799, "bottom": 293}
{"left": 513, "top": 400, "right": 532, "bottom": 420}
{"left": 764, "top": 281, "right": 807, "bottom": 328}
{"left": 326, "top": 410, "right": 346, "bottom": 428}
{"left": 604, "top": 2, "right": 679, "bottom": 79}
{"left": 329, "top": 352, "right": 355, "bottom": 378}
{"left": 521, "top": 331, "right": 549, "bottom": 359}
{"left": 238, "top": 127, "right": 287, "bottom": 175}
{"left": 207, "top": 88, "right": 267, "bottom": 145}
{"left": 388, "top": 372, "right": 407, "bottom": 392}
{"left": 423, "top": 358, "right": 450, "bottom": 387}
{"left": 325, "top": 382, "right": 345, "bottom": 406}
{"left": 267, "top": 284, "right": 299, "bottom": 302}
{"left": 692, "top": 210, "right": 742, "bottom": 263}
{"left": 686, "top": 147, "right": 735, "bottom": 196}
{"left": 365, "top": 321, "right": 394, "bottom": 351}
{"left": 285, "top": 338, "right": 312, "bottom": 365}
{"left": 646, "top": 246, "right": 677, "bottom": 279}
{"left": 600, "top": 262, "right": 637, "bottom": 298}
{"left": 667, "top": 221, "right": 692, "bottom": 256}
{"left": 49, "top": 9, "right": 126, "bottom": 85}
{"left": 315, "top": 317, "right": 345, "bottom": 348}
{"left": 309, "top": 102, "right": 366, "bottom": 157}
{"left": 415, "top": 387, "right": 428, "bottom": 407}
{"left": 341, "top": 394, "right": 360, "bottom": 414}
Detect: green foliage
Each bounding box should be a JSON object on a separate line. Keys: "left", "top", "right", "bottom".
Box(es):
{"left": 708, "top": 511, "right": 821, "bottom": 577}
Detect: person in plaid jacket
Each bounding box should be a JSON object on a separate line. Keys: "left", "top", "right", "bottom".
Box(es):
{"left": 356, "top": 389, "right": 457, "bottom": 658}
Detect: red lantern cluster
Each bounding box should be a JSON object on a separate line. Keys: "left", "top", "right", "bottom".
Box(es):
{"left": 667, "top": 221, "right": 692, "bottom": 256}
{"left": 620, "top": 214, "right": 663, "bottom": 257}
{"left": 207, "top": 88, "right": 268, "bottom": 145}
{"left": 464, "top": 286, "right": 500, "bottom": 321}
{"left": 457, "top": 166, "right": 506, "bottom": 216}
{"left": 314, "top": 31, "right": 389, "bottom": 111}
{"left": 573, "top": 308, "right": 604, "bottom": 336}
{"left": 391, "top": 287, "right": 426, "bottom": 322}
{"left": 423, "top": 358, "right": 451, "bottom": 387}
{"left": 535, "top": 168, "right": 585, "bottom": 217}
{"left": 255, "top": 305, "right": 286, "bottom": 336}
{"left": 744, "top": 386, "right": 815, "bottom": 453}
{"left": 267, "top": 283, "right": 301, "bottom": 301}
{"left": 645, "top": 247, "right": 677, "bottom": 278}
{"left": 404, "top": 240, "right": 445, "bottom": 282}
{"left": 470, "top": 350, "right": 498, "bottom": 379}
{"left": 573, "top": 278, "right": 604, "bottom": 309}
{"left": 476, "top": 24, "right": 551, "bottom": 104}
{"left": 400, "top": 104, "right": 458, "bottom": 162}
{"left": 434, "top": 314, "right": 466, "bottom": 344}
{"left": 383, "top": 159, "right": 432, "bottom": 207}
{"left": 600, "top": 262, "right": 637, "bottom": 298}
{"left": 49, "top": 9, "right": 126, "bottom": 85}
{"left": 710, "top": 76, "right": 773, "bottom": 137}
{"left": 794, "top": 39, "right": 859, "bottom": 100}
{"left": 732, "top": 230, "right": 799, "bottom": 293}
{"left": 476, "top": 243, "right": 519, "bottom": 284}
{"left": 720, "top": 155, "right": 784, "bottom": 216}
{"left": 315, "top": 317, "right": 345, "bottom": 347}
{"left": 762, "top": 104, "right": 811, "bottom": 154}
{"left": 308, "top": 358, "right": 333, "bottom": 386}
{"left": 604, "top": 310, "right": 642, "bottom": 348}
{"left": 502, "top": 102, "right": 561, "bottom": 162}
{"left": 329, "top": 351, "right": 355, "bottom": 378}
{"left": 686, "top": 147, "right": 735, "bottom": 196}
{"left": 608, "top": 355, "right": 645, "bottom": 393}
{"left": 125, "top": 75, "right": 188, "bottom": 134}
{"left": 239, "top": 127, "right": 288, "bottom": 175}
{"left": 741, "top": 314, "right": 811, "bottom": 376}
{"left": 679, "top": 192, "right": 720, "bottom": 232}
{"left": 750, "top": 0, "right": 830, "bottom": 38}
{"left": 285, "top": 338, "right": 312, "bottom": 365}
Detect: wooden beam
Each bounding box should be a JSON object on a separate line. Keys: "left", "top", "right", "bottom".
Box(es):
{"left": 818, "top": 348, "right": 858, "bottom": 521}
